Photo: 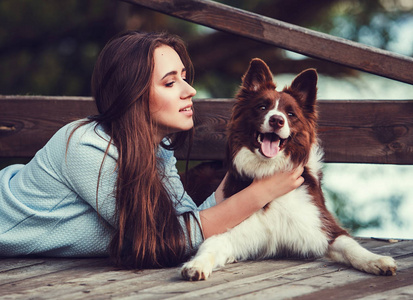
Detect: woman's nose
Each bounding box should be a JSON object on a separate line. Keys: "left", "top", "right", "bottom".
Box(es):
{"left": 182, "top": 81, "right": 196, "bottom": 99}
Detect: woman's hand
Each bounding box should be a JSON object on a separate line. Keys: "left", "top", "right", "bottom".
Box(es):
{"left": 200, "top": 166, "right": 304, "bottom": 239}
{"left": 249, "top": 165, "right": 304, "bottom": 207}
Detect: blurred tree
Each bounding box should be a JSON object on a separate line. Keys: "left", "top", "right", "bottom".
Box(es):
{"left": 0, "top": 0, "right": 411, "bottom": 97}
{"left": 0, "top": 0, "right": 121, "bottom": 96}
{"left": 324, "top": 187, "right": 382, "bottom": 234}
{"left": 323, "top": 188, "right": 405, "bottom": 235}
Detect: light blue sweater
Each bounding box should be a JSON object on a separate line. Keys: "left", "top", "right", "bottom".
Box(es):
{"left": 0, "top": 120, "right": 216, "bottom": 257}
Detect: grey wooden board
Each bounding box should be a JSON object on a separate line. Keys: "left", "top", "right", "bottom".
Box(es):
{"left": 0, "top": 238, "right": 412, "bottom": 299}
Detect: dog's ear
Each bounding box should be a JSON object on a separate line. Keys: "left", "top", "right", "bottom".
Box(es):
{"left": 290, "top": 68, "right": 318, "bottom": 109}
{"left": 242, "top": 58, "right": 274, "bottom": 91}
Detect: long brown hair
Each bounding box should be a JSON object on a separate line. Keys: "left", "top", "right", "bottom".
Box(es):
{"left": 76, "top": 31, "right": 195, "bottom": 268}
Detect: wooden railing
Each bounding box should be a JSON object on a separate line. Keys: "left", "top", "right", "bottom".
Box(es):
{"left": 1, "top": 96, "right": 412, "bottom": 165}
{"left": 1, "top": 1, "right": 412, "bottom": 166}
{"left": 123, "top": 0, "right": 413, "bottom": 85}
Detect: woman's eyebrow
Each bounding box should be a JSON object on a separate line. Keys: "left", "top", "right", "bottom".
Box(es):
{"left": 161, "top": 68, "right": 186, "bottom": 80}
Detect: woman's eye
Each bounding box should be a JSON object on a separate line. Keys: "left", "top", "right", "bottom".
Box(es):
{"left": 165, "top": 81, "right": 175, "bottom": 87}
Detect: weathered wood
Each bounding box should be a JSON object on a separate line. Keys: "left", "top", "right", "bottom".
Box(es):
{"left": 317, "top": 100, "right": 413, "bottom": 165}
{"left": 0, "top": 96, "right": 98, "bottom": 158}
{"left": 178, "top": 98, "right": 413, "bottom": 165}
{"left": 0, "top": 239, "right": 412, "bottom": 299}
{"left": 122, "top": 0, "right": 413, "bottom": 85}
{"left": 1, "top": 96, "right": 412, "bottom": 164}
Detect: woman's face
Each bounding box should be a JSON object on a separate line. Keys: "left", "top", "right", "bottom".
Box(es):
{"left": 150, "top": 45, "right": 196, "bottom": 142}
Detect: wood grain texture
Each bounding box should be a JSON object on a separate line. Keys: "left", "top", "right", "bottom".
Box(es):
{"left": 1, "top": 96, "right": 412, "bottom": 164}
{"left": 122, "top": 0, "right": 413, "bottom": 85}
{"left": 0, "top": 239, "right": 412, "bottom": 299}
{"left": 318, "top": 100, "right": 413, "bottom": 164}
{"left": 0, "top": 96, "right": 97, "bottom": 157}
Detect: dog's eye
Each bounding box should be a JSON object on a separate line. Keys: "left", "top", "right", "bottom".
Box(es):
{"left": 259, "top": 105, "right": 267, "bottom": 110}
{"left": 288, "top": 112, "right": 296, "bottom": 117}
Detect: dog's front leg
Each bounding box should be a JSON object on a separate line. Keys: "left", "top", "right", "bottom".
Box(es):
{"left": 181, "top": 232, "right": 236, "bottom": 281}
{"left": 327, "top": 235, "right": 397, "bottom": 276}
{"left": 181, "top": 211, "right": 270, "bottom": 281}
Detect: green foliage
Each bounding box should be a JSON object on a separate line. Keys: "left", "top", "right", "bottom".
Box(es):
{"left": 0, "top": 0, "right": 116, "bottom": 96}
{"left": 1, "top": 0, "right": 411, "bottom": 96}
{"left": 324, "top": 187, "right": 381, "bottom": 234}
{"left": 323, "top": 187, "right": 405, "bottom": 235}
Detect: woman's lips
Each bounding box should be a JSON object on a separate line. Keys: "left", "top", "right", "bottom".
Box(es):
{"left": 179, "top": 105, "right": 193, "bottom": 116}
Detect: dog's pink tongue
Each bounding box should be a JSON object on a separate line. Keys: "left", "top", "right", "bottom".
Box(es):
{"left": 261, "top": 134, "right": 280, "bottom": 158}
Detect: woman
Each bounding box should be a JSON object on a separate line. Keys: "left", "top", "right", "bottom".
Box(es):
{"left": 0, "top": 31, "right": 304, "bottom": 268}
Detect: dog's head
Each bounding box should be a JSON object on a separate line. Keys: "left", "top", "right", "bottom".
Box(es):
{"left": 228, "top": 58, "right": 318, "bottom": 178}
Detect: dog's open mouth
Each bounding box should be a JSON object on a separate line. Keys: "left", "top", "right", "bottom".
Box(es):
{"left": 256, "top": 132, "right": 286, "bottom": 158}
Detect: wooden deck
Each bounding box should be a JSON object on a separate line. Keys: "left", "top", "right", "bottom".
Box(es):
{"left": 1, "top": 238, "right": 412, "bottom": 299}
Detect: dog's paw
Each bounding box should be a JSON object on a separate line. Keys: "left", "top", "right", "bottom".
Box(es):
{"left": 181, "top": 259, "right": 213, "bottom": 281}
{"left": 362, "top": 255, "right": 397, "bottom": 276}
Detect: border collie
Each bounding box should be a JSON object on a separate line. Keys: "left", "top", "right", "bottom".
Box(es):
{"left": 181, "top": 58, "right": 397, "bottom": 281}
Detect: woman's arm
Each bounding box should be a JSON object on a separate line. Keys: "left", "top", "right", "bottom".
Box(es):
{"left": 199, "top": 166, "right": 304, "bottom": 239}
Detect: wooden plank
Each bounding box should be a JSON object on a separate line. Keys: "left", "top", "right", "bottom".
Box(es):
{"left": 293, "top": 266, "right": 413, "bottom": 300}
{"left": 122, "top": 0, "right": 413, "bottom": 85}
{"left": 178, "top": 98, "right": 413, "bottom": 164}
{"left": 318, "top": 100, "right": 413, "bottom": 165}
{"left": 0, "top": 96, "right": 97, "bottom": 157}
{"left": 0, "top": 258, "right": 107, "bottom": 285}
{"left": 0, "top": 260, "right": 163, "bottom": 299}
{"left": 0, "top": 239, "right": 412, "bottom": 299}
{"left": 237, "top": 257, "right": 413, "bottom": 300}
{"left": 1, "top": 96, "right": 413, "bottom": 164}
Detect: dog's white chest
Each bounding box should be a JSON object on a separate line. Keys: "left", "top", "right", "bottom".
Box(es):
{"left": 253, "top": 186, "right": 328, "bottom": 258}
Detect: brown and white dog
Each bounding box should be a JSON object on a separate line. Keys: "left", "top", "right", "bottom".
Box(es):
{"left": 181, "top": 58, "right": 397, "bottom": 281}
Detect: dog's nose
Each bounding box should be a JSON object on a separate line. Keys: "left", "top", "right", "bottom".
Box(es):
{"left": 269, "top": 115, "right": 285, "bottom": 129}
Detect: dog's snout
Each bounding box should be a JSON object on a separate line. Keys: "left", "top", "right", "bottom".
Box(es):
{"left": 269, "top": 115, "right": 285, "bottom": 129}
